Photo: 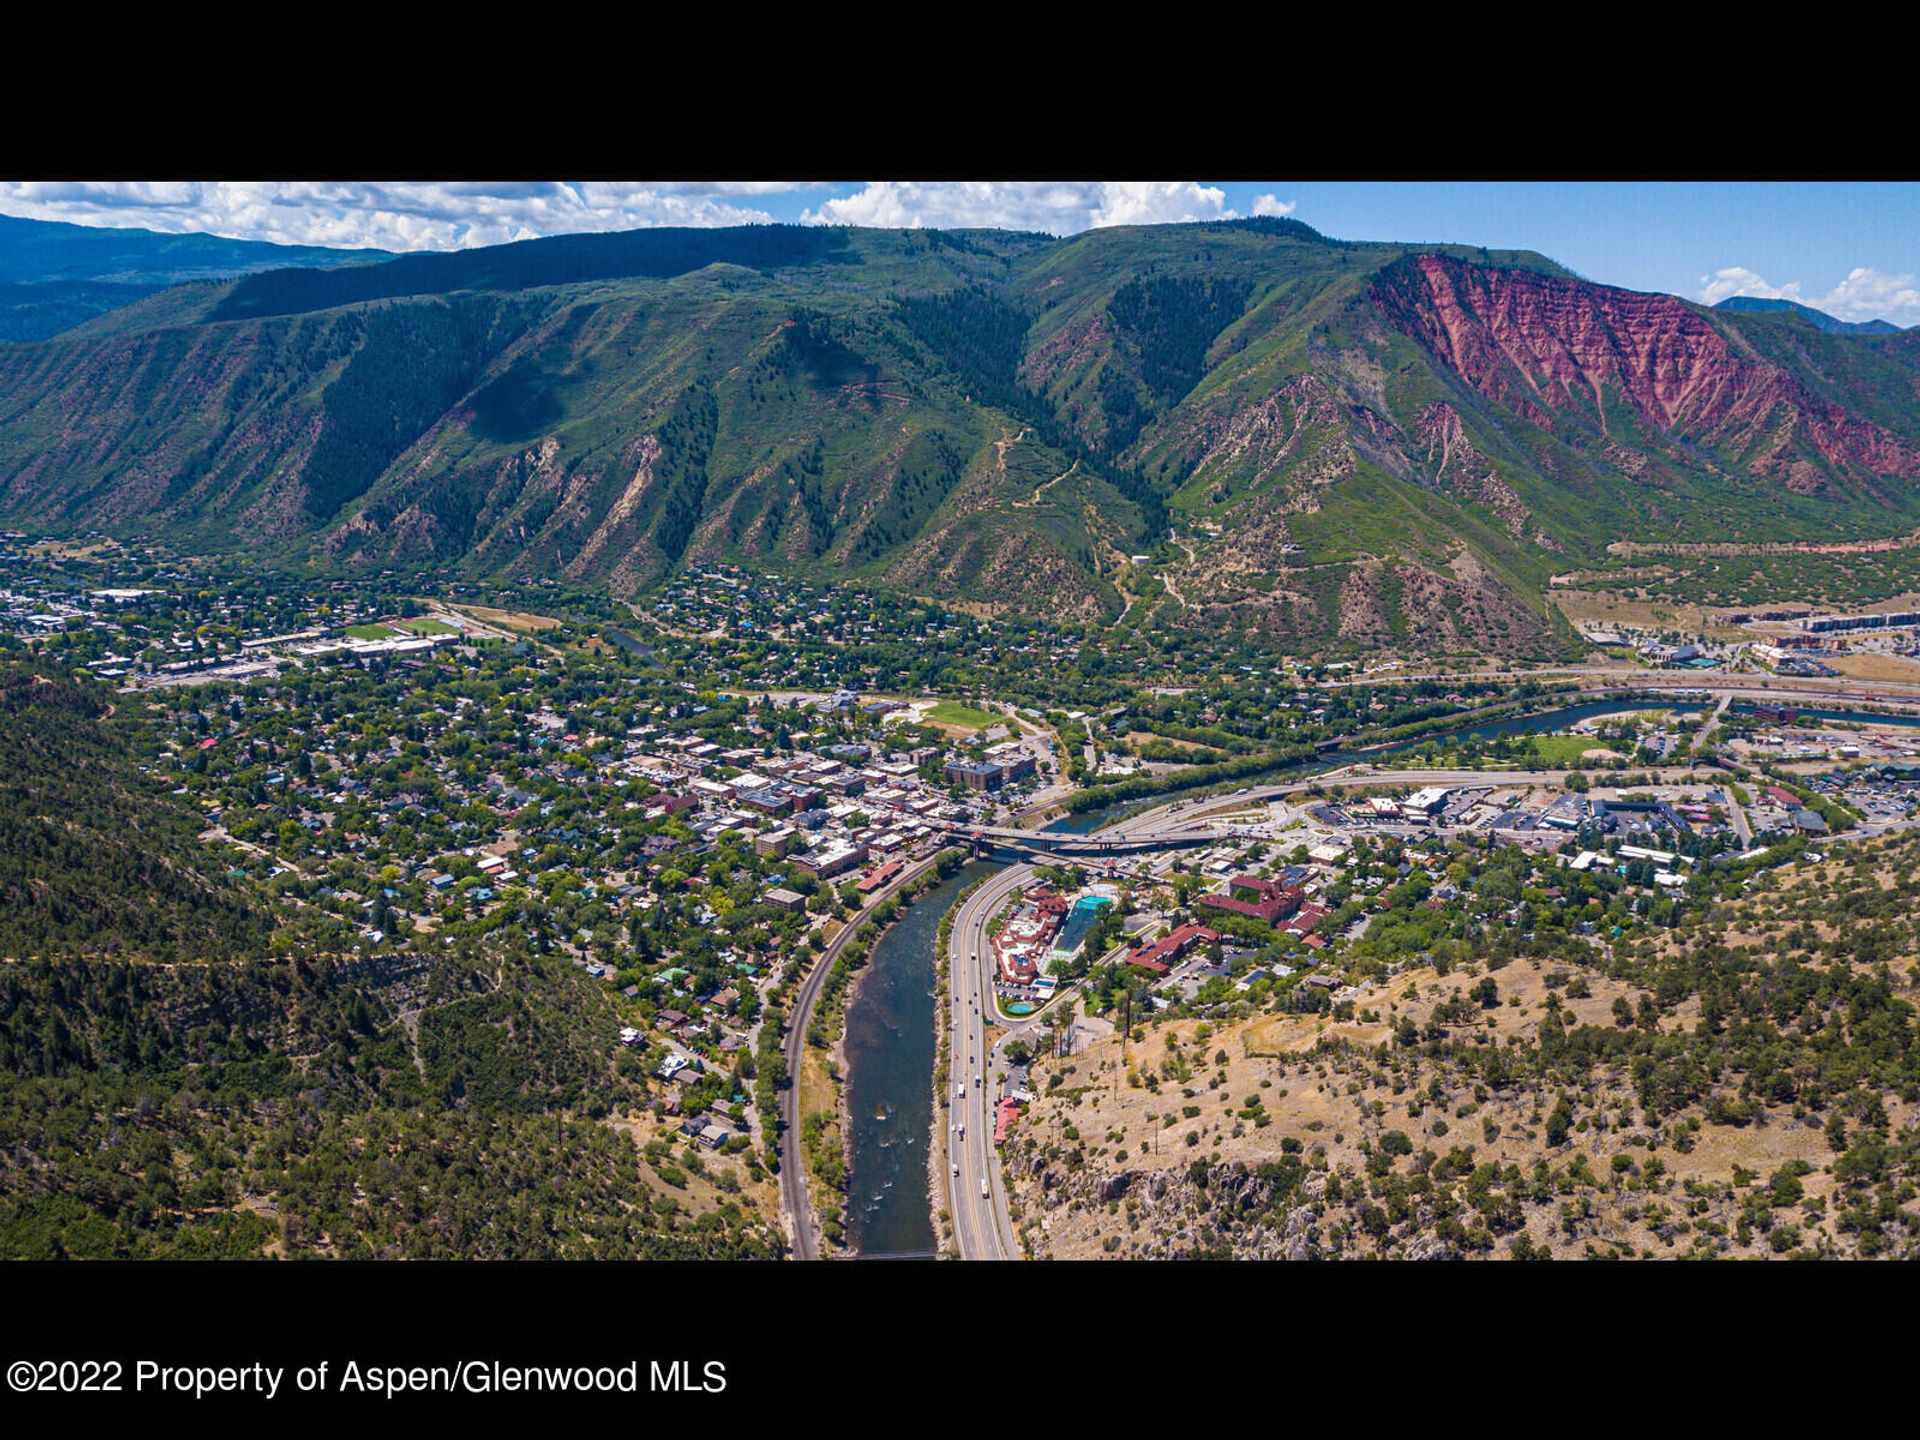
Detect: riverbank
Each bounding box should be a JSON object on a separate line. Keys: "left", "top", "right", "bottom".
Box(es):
{"left": 789, "top": 850, "right": 974, "bottom": 1258}
{"left": 794, "top": 924, "right": 854, "bottom": 1254}
{"left": 779, "top": 847, "right": 957, "bottom": 1259}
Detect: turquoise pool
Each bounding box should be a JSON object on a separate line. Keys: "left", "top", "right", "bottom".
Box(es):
{"left": 1051, "top": 894, "right": 1112, "bottom": 957}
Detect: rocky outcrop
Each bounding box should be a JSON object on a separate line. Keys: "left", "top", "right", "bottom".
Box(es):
{"left": 1416, "top": 401, "right": 1558, "bottom": 548}
{"left": 1372, "top": 254, "right": 1920, "bottom": 497}
{"left": 1018, "top": 1153, "right": 1325, "bottom": 1261}
{"left": 1173, "top": 373, "right": 1358, "bottom": 493}
{"left": 1018, "top": 311, "right": 1111, "bottom": 395}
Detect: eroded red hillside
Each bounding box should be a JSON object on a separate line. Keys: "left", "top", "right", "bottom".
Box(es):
{"left": 1370, "top": 254, "right": 1920, "bottom": 497}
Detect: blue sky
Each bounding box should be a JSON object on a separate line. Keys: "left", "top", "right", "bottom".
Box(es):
{"left": 3, "top": 180, "right": 1915, "bottom": 325}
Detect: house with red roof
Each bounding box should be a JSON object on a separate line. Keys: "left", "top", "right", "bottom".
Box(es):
{"left": 1124, "top": 923, "right": 1220, "bottom": 975}
{"left": 1196, "top": 874, "right": 1302, "bottom": 925}
{"left": 994, "top": 1096, "right": 1022, "bottom": 1146}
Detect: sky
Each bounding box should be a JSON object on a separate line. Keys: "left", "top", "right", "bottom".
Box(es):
{"left": 3, "top": 180, "right": 1917, "bottom": 327}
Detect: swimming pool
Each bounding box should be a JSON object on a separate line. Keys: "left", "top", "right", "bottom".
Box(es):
{"left": 1050, "top": 894, "right": 1112, "bottom": 957}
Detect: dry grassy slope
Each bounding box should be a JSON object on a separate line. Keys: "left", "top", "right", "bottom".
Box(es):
{"left": 613, "top": 1112, "right": 779, "bottom": 1230}
{"left": 1005, "top": 846, "right": 1920, "bottom": 1259}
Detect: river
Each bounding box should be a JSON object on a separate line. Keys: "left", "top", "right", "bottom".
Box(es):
{"left": 843, "top": 688, "right": 1918, "bottom": 1253}
{"left": 1044, "top": 695, "right": 1714, "bottom": 834}
{"left": 841, "top": 858, "right": 995, "bottom": 1258}
{"left": 605, "top": 628, "right": 655, "bottom": 661}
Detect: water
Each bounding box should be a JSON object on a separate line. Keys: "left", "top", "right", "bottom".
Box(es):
{"left": 1043, "top": 807, "right": 1111, "bottom": 835}
{"left": 1041, "top": 694, "right": 1920, "bottom": 842}
{"left": 842, "top": 859, "right": 993, "bottom": 1258}
{"left": 1050, "top": 894, "right": 1112, "bottom": 957}
{"left": 917, "top": 687, "right": 1920, "bottom": 1251}
{"left": 1042, "top": 696, "right": 1709, "bottom": 835}
{"left": 605, "top": 628, "right": 655, "bottom": 661}
{"left": 1730, "top": 703, "right": 1920, "bottom": 729}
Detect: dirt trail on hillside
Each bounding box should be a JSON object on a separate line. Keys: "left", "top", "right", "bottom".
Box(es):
{"left": 1607, "top": 527, "right": 1920, "bottom": 559}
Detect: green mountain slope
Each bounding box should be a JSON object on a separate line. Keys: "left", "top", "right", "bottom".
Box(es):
{"left": 5, "top": 220, "right": 1920, "bottom": 654}
{"left": 1715, "top": 295, "right": 1905, "bottom": 336}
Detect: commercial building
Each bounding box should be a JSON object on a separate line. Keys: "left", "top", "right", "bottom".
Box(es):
{"left": 792, "top": 842, "right": 869, "bottom": 881}
{"left": 754, "top": 827, "right": 798, "bottom": 858}
{"left": 945, "top": 759, "right": 1008, "bottom": 791}
{"left": 1196, "top": 874, "right": 1302, "bottom": 925}
{"left": 1124, "top": 923, "right": 1221, "bottom": 976}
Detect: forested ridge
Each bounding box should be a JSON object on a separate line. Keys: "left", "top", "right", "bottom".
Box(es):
{"left": 0, "top": 946, "right": 781, "bottom": 1259}
{"left": 0, "top": 658, "right": 778, "bottom": 1260}
{"left": 0, "top": 663, "right": 268, "bottom": 960}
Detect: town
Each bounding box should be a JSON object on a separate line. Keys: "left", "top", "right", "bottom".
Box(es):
{"left": 11, "top": 533, "right": 1920, "bottom": 1261}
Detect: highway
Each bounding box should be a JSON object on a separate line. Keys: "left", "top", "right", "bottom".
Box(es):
{"left": 849, "top": 673, "right": 1920, "bottom": 1260}
{"left": 777, "top": 850, "right": 943, "bottom": 1261}
{"left": 938, "top": 760, "right": 1779, "bottom": 1258}
{"left": 1324, "top": 664, "right": 1920, "bottom": 709}
{"left": 781, "top": 769, "right": 1548, "bottom": 1256}
{"left": 941, "top": 863, "right": 1033, "bottom": 1260}
{"left": 940, "top": 784, "right": 1313, "bottom": 1258}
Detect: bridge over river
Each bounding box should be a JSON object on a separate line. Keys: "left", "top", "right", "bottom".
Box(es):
{"left": 940, "top": 821, "right": 1237, "bottom": 858}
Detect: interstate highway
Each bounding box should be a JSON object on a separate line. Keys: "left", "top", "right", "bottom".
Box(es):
{"left": 938, "top": 763, "right": 1770, "bottom": 1257}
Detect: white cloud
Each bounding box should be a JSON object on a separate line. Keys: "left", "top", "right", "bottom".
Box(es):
{"left": 1697, "top": 265, "right": 1803, "bottom": 307}
{"left": 1821, "top": 266, "right": 1920, "bottom": 325}
{"left": 0, "top": 181, "right": 791, "bottom": 252}
{"left": 801, "top": 181, "right": 1234, "bottom": 236}
{"left": 1252, "top": 193, "right": 1296, "bottom": 218}
{"left": 1698, "top": 263, "right": 1920, "bottom": 327}
{"left": 0, "top": 179, "right": 1258, "bottom": 253}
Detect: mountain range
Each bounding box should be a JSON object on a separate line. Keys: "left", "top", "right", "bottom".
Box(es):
{"left": 1713, "top": 294, "right": 1907, "bottom": 336}
{"left": 0, "top": 214, "right": 389, "bottom": 342}
{"left": 4, "top": 215, "right": 1920, "bottom": 655}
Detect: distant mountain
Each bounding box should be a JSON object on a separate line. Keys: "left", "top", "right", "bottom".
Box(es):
{"left": 1714, "top": 294, "right": 1905, "bottom": 336}
{"left": 5, "top": 218, "right": 1920, "bottom": 656}
{"left": 0, "top": 279, "right": 168, "bottom": 342}
{"left": 0, "top": 214, "right": 390, "bottom": 340}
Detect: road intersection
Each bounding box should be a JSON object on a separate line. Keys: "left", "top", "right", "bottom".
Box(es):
{"left": 792, "top": 694, "right": 1920, "bottom": 1260}
{"left": 938, "top": 762, "right": 1767, "bottom": 1257}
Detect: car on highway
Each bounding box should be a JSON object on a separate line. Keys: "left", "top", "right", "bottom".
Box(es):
{"left": 955, "top": 1083, "right": 966, "bottom": 1099}
{"left": 980, "top": 1179, "right": 988, "bottom": 1199}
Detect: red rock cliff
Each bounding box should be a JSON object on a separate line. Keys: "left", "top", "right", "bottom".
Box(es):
{"left": 1370, "top": 254, "right": 1920, "bottom": 496}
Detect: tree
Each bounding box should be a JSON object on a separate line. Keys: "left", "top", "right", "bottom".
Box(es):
{"left": 1545, "top": 1096, "right": 1574, "bottom": 1148}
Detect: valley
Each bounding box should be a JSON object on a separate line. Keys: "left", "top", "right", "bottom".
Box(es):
{"left": 7, "top": 199, "right": 1920, "bottom": 1269}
